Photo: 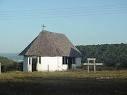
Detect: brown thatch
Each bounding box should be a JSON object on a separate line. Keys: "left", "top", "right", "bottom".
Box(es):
{"left": 19, "top": 30, "right": 81, "bottom": 57}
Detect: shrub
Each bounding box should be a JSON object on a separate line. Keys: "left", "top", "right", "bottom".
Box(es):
{"left": 0, "top": 56, "right": 18, "bottom": 72}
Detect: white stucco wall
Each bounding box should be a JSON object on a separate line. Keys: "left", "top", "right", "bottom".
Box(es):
{"left": 37, "top": 57, "right": 68, "bottom": 71}
{"left": 23, "top": 56, "right": 81, "bottom": 72}
{"left": 23, "top": 57, "right": 32, "bottom": 72}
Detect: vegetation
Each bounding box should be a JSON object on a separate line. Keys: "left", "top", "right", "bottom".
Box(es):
{"left": 0, "top": 56, "right": 18, "bottom": 72}
{"left": 0, "top": 44, "right": 127, "bottom": 95}
{"left": 77, "top": 43, "right": 127, "bottom": 68}
{"left": 0, "top": 43, "right": 127, "bottom": 72}
{"left": 0, "top": 71, "right": 127, "bottom": 95}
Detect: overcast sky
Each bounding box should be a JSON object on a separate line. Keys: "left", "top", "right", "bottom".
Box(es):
{"left": 0, "top": 0, "right": 127, "bottom": 53}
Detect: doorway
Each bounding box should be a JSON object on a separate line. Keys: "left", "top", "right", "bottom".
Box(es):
{"left": 68, "top": 57, "right": 72, "bottom": 69}
{"left": 62, "top": 57, "right": 75, "bottom": 70}
{"left": 32, "top": 57, "right": 37, "bottom": 71}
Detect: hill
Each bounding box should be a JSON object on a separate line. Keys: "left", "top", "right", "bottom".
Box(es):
{"left": 77, "top": 43, "right": 127, "bottom": 68}
{"left": 0, "top": 53, "right": 23, "bottom": 62}
{"left": 0, "top": 56, "right": 17, "bottom": 72}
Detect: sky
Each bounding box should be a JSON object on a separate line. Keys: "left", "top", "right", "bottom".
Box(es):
{"left": 0, "top": 0, "right": 127, "bottom": 53}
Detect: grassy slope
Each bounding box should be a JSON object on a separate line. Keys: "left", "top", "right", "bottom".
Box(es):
{"left": 0, "top": 70, "right": 127, "bottom": 95}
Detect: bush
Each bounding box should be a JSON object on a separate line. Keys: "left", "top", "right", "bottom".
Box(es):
{"left": 17, "top": 62, "right": 23, "bottom": 71}
{"left": 0, "top": 56, "right": 18, "bottom": 72}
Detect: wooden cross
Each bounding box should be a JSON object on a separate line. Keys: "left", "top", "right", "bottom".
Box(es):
{"left": 42, "top": 24, "right": 46, "bottom": 30}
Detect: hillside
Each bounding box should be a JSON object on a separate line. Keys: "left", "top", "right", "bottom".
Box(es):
{"left": 77, "top": 43, "right": 127, "bottom": 68}
{"left": 0, "top": 56, "right": 15, "bottom": 65}
{"left": 0, "top": 56, "right": 17, "bottom": 72}
{"left": 0, "top": 53, "right": 23, "bottom": 62}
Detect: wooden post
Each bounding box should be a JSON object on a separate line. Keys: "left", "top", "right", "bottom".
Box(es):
{"left": 94, "top": 59, "right": 96, "bottom": 73}
{"left": 87, "top": 58, "right": 96, "bottom": 73}
{"left": 0, "top": 62, "right": 1, "bottom": 74}
{"left": 87, "top": 59, "right": 90, "bottom": 73}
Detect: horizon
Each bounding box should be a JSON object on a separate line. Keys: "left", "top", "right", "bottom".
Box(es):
{"left": 0, "top": 0, "right": 127, "bottom": 53}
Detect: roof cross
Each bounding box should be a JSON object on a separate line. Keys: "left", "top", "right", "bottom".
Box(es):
{"left": 41, "top": 24, "right": 46, "bottom": 30}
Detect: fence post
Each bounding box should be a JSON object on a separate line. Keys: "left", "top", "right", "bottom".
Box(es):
{"left": 0, "top": 62, "right": 1, "bottom": 74}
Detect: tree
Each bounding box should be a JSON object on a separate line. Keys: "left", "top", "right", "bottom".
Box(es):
{"left": 76, "top": 43, "right": 127, "bottom": 68}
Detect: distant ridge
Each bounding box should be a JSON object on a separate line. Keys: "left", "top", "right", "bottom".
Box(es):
{"left": 0, "top": 53, "right": 23, "bottom": 62}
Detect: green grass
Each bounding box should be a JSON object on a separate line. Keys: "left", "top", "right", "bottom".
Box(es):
{"left": 0, "top": 70, "right": 127, "bottom": 95}
{"left": 0, "top": 70, "right": 127, "bottom": 80}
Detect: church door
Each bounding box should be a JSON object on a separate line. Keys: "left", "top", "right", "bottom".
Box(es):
{"left": 32, "top": 57, "right": 37, "bottom": 71}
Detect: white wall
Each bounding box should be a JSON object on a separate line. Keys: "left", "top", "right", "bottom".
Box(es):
{"left": 37, "top": 57, "right": 68, "bottom": 71}
{"left": 23, "top": 57, "right": 32, "bottom": 72}
{"left": 23, "top": 56, "right": 81, "bottom": 72}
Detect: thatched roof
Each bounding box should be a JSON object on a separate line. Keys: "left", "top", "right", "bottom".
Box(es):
{"left": 20, "top": 30, "right": 81, "bottom": 57}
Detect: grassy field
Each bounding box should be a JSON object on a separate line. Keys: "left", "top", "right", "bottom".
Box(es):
{"left": 0, "top": 70, "right": 127, "bottom": 95}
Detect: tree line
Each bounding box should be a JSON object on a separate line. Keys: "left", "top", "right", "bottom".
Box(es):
{"left": 76, "top": 43, "right": 127, "bottom": 68}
